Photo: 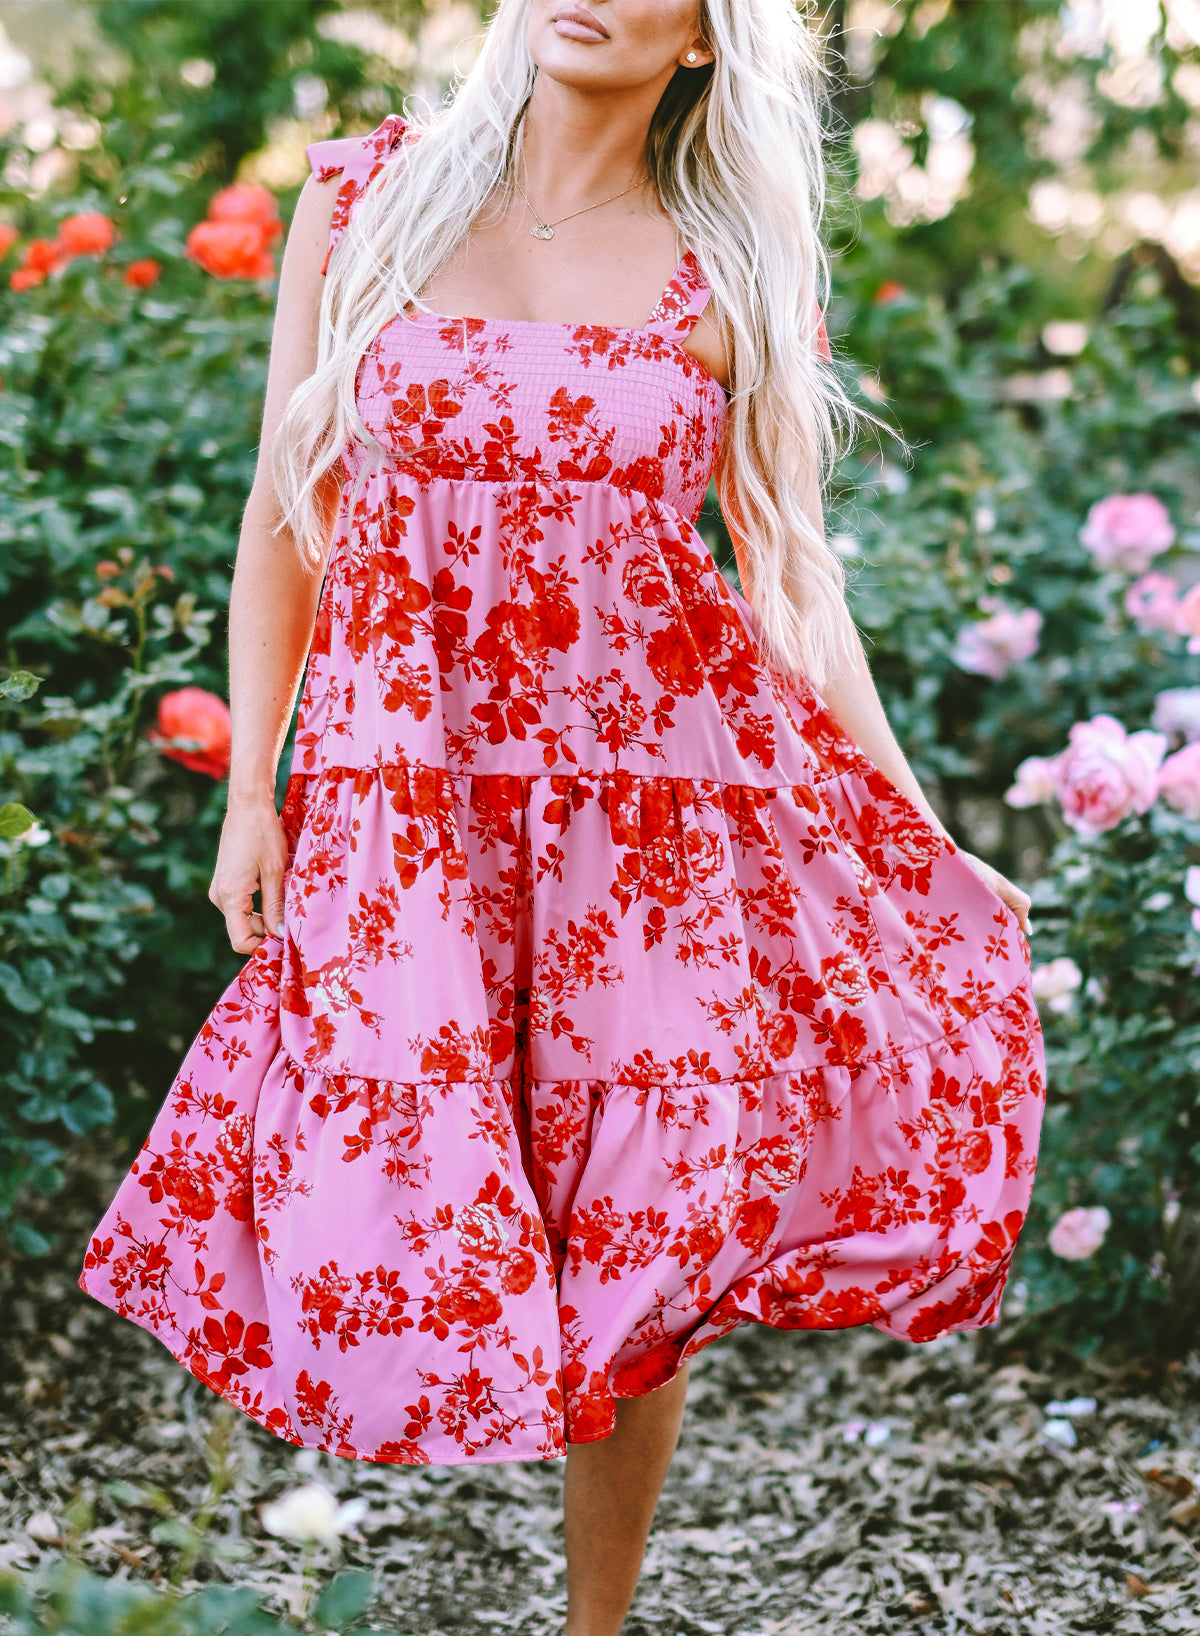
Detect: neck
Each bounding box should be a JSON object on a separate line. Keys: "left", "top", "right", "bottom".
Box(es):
{"left": 518, "top": 73, "right": 670, "bottom": 210}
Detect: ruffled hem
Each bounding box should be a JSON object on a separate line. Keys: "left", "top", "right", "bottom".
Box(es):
{"left": 79, "top": 942, "right": 1043, "bottom": 1464}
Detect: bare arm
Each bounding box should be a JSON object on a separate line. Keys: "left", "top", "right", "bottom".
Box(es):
{"left": 208, "top": 173, "right": 340, "bottom": 954}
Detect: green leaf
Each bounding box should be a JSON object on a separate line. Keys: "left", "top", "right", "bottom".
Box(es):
{"left": 0, "top": 802, "right": 36, "bottom": 839}
{"left": 150, "top": 1516, "right": 202, "bottom": 1549}
{"left": 313, "top": 1570, "right": 375, "bottom": 1627}
{"left": 0, "top": 670, "right": 41, "bottom": 702}
{"left": 61, "top": 1084, "right": 116, "bottom": 1137}
{"left": 8, "top": 1222, "right": 53, "bottom": 1256}
{"left": 0, "top": 962, "right": 42, "bottom": 1013}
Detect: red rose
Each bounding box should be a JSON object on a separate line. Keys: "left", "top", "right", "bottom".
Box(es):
{"left": 207, "top": 183, "right": 283, "bottom": 244}
{"left": 186, "top": 220, "right": 275, "bottom": 281}
{"left": 500, "top": 1248, "right": 538, "bottom": 1295}
{"left": 566, "top": 1393, "right": 615, "bottom": 1441}
{"left": 56, "top": 212, "right": 117, "bottom": 259}
{"left": 149, "top": 687, "right": 232, "bottom": 779}
{"left": 169, "top": 1165, "right": 216, "bottom": 1222}
{"left": 735, "top": 1196, "right": 780, "bottom": 1255}
{"left": 436, "top": 1278, "right": 502, "bottom": 1332}
{"left": 761, "top": 1011, "right": 798, "bottom": 1062}
{"left": 874, "top": 281, "right": 907, "bottom": 305}
{"left": 958, "top": 1129, "right": 993, "bottom": 1176}
{"left": 124, "top": 258, "right": 161, "bottom": 289}
{"left": 10, "top": 238, "right": 60, "bottom": 290}
{"left": 820, "top": 951, "right": 871, "bottom": 1007}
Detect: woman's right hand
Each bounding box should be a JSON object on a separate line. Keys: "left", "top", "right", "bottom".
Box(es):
{"left": 208, "top": 793, "right": 291, "bottom": 954}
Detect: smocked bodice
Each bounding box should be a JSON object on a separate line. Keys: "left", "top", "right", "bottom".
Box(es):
{"left": 348, "top": 255, "right": 727, "bottom": 525}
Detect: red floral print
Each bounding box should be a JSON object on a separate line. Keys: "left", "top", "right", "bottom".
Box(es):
{"left": 78, "top": 116, "right": 1047, "bottom": 1468}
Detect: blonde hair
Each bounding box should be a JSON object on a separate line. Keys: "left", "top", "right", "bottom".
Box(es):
{"left": 273, "top": 0, "right": 869, "bottom": 690}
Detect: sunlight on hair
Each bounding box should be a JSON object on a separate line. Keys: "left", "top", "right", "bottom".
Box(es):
{"left": 273, "top": 0, "right": 889, "bottom": 691}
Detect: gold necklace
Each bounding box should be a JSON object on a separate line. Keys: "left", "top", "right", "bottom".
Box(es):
{"left": 516, "top": 160, "right": 644, "bottom": 240}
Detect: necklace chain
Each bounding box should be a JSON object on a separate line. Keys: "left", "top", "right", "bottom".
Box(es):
{"left": 515, "top": 158, "right": 643, "bottom": 241}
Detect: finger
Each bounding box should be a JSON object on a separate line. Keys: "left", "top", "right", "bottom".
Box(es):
{"left": 260, "top": 868, "right": 286, "bottom": 940}
{"left": 215, "top": 880, "right": 264, "bottom": 955}
{"left": 225, "top": 906, "right": 264, "bottom": 955}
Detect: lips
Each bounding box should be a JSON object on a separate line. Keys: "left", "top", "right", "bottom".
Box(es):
{"left": 551, "top": 5, "right": 609, "bottom": 42}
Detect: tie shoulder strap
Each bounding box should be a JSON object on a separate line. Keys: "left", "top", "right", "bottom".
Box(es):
{"left": 643, "top": 250, "right": 715, "bottom": 340}
{"left": 306, "top": 114, "right": 409, "bottom": 275}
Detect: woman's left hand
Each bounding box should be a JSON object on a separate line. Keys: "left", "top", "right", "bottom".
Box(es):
{"left": 957, "top": 849, "right": 1033, "bottom": 936}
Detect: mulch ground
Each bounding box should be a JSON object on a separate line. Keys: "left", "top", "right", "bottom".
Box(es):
{"left": 2, "top": 1156, "right": 1199, "bottom": 1635}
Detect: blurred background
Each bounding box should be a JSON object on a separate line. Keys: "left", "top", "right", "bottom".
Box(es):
{"left": 1, "top": 4, "right": 1199, "bottom": 1630}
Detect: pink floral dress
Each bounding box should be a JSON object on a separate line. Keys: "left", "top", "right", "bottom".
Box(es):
{"left": 80, "top": 117, "right": 1046, "bottom": 1467}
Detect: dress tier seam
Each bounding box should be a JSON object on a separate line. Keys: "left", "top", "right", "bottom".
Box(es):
{"left": 292, "top": 758, "right": 875, "bottom": 792}
{"left": 273, "top": 968, "right": 1035, "bottom": 1086}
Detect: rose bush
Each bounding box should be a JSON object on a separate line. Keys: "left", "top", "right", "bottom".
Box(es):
{"left": 0, "top": 149, "right": 277, "bottom": 1253}
{"left": 1002, "top": 702, "right": 1200, "bottom": 1351}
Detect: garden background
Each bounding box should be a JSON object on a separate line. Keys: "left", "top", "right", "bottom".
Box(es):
{"left": 1, "top": 1, "right": 1200, "bottom": 1631}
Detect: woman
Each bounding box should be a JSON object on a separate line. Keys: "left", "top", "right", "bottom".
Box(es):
{"left": 81, "top": 2, "right": 1046, "bottom": 1630}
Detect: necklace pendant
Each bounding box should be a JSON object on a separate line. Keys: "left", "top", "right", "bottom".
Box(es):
{"left": 530, "top": 221, "right": 555, "bottom": 240}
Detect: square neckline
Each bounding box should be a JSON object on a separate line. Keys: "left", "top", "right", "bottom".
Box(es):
{"left": 395, "top": 249, "right": 729, "bottom": 401}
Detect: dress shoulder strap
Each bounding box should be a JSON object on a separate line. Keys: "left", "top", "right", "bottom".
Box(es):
{"left": 643, "top": 249, "right": 714, "bottom": 341}
{"left": 306, "top": 114, "right": 409, "bottom": 275}
{"left": 644, "top": 248, "right": 834, "bottom": 363}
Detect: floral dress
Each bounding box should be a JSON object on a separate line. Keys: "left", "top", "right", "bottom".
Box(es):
{"left": 80, "top": 116, "right": 1047, "bottom": 1467}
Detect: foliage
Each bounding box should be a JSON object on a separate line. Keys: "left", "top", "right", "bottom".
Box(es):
{"left": 814, "top": 257, "right": 1200, "bottom": 825}
{"left": 0, "top": 0, "right": 1198, "bottom": 1363}
{"left": 0, "top": 193, "right": 273, "bottom": 1250}
{"left": 0, "top": 1560, "right": 377, "bottom": 1635}
{"left": 1014, "top": 796, "right": 1200, "bottom": 1351}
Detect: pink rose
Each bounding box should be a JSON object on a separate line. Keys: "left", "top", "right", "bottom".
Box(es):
{"left": 1080, "top": 494, "right": 1174, "bottom": 574}
{"left": 1152, "top": 687, "right": 1200, "bottom": 743}
{"left": 1052, "top": 714, "right": 1167, "bottom": 835}
{"left": 1157, "top": 743, "right": 1200, "bottom": 820}
{"left": 951, "top": 605, "right": 1042, "bottom": 681}
{"left": 1175, "top": 583, "right": 1200, "bottom": 654}
{"left": 1048, "top": 1205, "right": 1110, "bottom": 1261}
{"left": 1030, "top": 956, "right": 1082, "bottom": 1013}
{"left": 1004, "top": 754, "right": 1060, "bottom": 809}
{"left": 1124, "top": 571, "right": 1180, "bottom": 632}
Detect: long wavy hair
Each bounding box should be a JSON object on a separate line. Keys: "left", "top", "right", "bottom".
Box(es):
{"left": 273, "top": 0, "right": 867, "bottom": 690}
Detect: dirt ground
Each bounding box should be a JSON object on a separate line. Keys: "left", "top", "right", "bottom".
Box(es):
{"left": 3, "top": 1160, "right": 1200, "bottom": 1636}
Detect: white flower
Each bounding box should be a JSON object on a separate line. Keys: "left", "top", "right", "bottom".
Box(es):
{"left": 1044, "top": 1396, "right": 1096, "bottom": 1418}
{"left": 25, "top": 1511, "right": 60, "bottom": 1543}
{"left": 862, "top": 1421, "right": 891, "bottom": 1447}
{"left": 1043, "top": 1417, "right": 1078, "bottom": 1449}
{"left": 1031, "top": 957, "right": 1082, "bottom": 1013}
{"left": 1153, "top": 686, "right": 1200, "bottom": 744}
{"left": 260, "top": 1483, "right": 367, "bottom": 1545}
{"left": 1048, "top": 1205, "right": 1111, "bottom": 1260}
{"left": 1185, "top": 867, "right": 1200, "bottom": 909}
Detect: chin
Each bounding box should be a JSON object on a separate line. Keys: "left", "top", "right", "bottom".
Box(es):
{"left": 530, "top": 39, "right": 621, "bottom": 88}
